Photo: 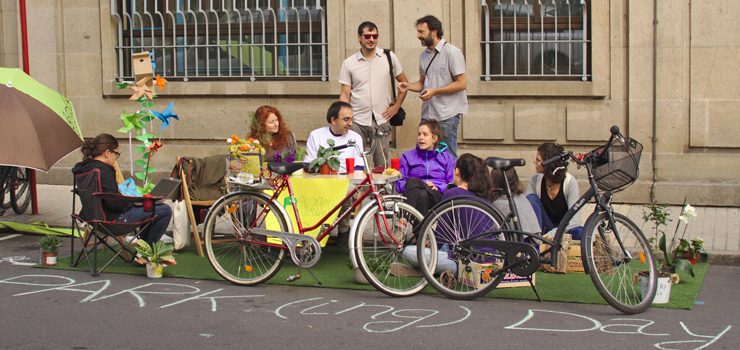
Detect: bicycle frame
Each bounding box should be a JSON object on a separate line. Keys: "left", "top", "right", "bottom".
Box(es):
{"left": 242, "top": 143, "right": 400, "bottom": 251}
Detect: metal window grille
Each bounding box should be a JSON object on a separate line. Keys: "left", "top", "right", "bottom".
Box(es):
{"left": 481, "top": 0, "right": 590, "bottom": 81}
{"left": 111, "top": 0, "right": 328, "bottom": 81}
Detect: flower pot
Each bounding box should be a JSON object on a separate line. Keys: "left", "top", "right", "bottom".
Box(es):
{"left": 41, "top": 252, "right": 58, "bottom": 266}
{"left": 319, "top": 164, "right": 331, "bottom": 175}
{"left": 146, "top": 263, "right": 164, "bottom": 278}
{"left": 660, "top": 264, "right": 676, "bottom": 274}
{"left": 353, "top": 267, "right": 369, "bottom": 285}
{"left": 641, "top": 274, "right": 672, "bottom": 304}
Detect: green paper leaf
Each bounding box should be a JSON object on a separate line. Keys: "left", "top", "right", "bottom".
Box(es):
{"left": 145, "top": 166, "right": 157, "bottom": 173}
{"left": 134, "top": 159, "right": 147, "bottom": 167}
{"left": 116, "top": 82, "right": 132, "bottom": 89}
{"left": 135, "top": 145, "right": 147, "bottom": 153}
{"left": 135, "top": 171, "right": 147, "bottom": 180}
{"left": 135, "top": 135, "right": 150, "bottom": 142}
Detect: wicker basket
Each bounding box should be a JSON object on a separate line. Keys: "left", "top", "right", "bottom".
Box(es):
{"left": 227, "top": 152, "right": 262, "bottom": 184}
{"left": 591, "top": 138, "right": 643, "bottom": 192}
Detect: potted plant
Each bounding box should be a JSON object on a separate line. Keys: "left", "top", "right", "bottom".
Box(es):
{"left": 309, "top": 139, "right": 341, "bottom": 174}
{"left": 38, "top": 235, "right": 63, "bottom": 266}
{"left": 640, "top": 201, "right": 699, "bottom": 303}
{"left": 134, "top": 240, "right": 177, "bottom": 278}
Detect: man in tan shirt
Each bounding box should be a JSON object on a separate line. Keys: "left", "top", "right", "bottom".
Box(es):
{"left": 339, "top": 21, "right": 408, "bottom": 167}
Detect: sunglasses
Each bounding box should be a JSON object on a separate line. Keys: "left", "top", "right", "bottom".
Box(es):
{"left": 362, "top": 34, "right": 379, "bottom": 40}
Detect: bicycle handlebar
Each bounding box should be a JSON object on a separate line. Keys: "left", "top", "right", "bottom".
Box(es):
{"left": 541, "top": 125, "right": 624, "bottom": 167}
{"left": 331, "top": 141, "right": 354, "bottom": 152}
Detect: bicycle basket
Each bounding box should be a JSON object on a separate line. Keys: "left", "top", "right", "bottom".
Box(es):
{"left": 591, "top": 137, "right": 643, "bottom": 192}
{"left": 227, "top": 152, "right": 262, "bottom": 185}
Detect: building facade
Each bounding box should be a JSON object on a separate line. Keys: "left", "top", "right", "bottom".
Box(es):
{"left": 1, "top": 0, "right": 738, "bottom": 206}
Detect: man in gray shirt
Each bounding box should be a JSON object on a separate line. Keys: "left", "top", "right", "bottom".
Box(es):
{"left": 398, "top": 15, "right": 467, "bottom": 158}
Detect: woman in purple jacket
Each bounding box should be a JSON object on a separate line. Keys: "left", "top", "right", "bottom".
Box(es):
{"left": 396, "top": 119, "right": 455, "bottom": 215}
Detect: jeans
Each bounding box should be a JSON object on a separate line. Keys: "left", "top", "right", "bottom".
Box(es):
{"left": 350, "top": 119, "right": 391, "bottom": 167}
{"left": 118, "top": 203, "right": 173, "bottom": 244}
{"left": 436, "top": 114, "right": 461, "bottom": 158}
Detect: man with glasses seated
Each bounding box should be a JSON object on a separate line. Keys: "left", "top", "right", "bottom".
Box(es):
{"left": 303, "top": 101, "right": 365, "bottom": 247}
{"left": 305, "top": 101, "right": 365, "bottom": 174}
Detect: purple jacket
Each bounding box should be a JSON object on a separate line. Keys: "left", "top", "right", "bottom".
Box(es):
{"left": 396, "top": 145, "right": 455, "bottom": 194}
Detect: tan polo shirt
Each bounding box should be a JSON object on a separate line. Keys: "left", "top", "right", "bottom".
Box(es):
{"left": 339, "top": 47, "right": 403, "bottom": 127}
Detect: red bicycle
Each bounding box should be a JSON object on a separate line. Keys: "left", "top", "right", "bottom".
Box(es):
{"left": 202, "top": 141, "right": 428, "bottom": 297}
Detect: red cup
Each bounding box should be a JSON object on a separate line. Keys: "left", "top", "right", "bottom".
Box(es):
{"left": 142, "top": 194, "right": 154, "bottom": 212}
{"left": 345, "top": 158, "right": 355, "bottom": 174}
{"left": 391, "top": 158, "right": 401, "bottom": 170}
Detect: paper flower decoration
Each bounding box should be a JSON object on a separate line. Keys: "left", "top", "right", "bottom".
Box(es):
{"left": 130, "top": 83, "right": 154, "bottom": 100}
{"left": 146, "top": 140, "right": 163, "bottom": 155}
{"left": 154, "top": 75, "right": 168, "bottom": 91}
{"left": 151, "top": 102, "right": 179, "bottom": 129}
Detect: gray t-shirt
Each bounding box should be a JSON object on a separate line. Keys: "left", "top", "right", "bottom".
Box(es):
{"left": 493, "top": 195, "right": 542, "bottom": 235}
{"left": 419, "top": 39, "right": 468, "bottom": 120}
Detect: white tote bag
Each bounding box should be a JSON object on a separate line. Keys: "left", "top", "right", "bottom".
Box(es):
{"left": 172, "top": 200, "right": 190, "bottom": 250}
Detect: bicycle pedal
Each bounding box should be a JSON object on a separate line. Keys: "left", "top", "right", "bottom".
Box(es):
{"left": 286, "top": 273, "right": 301, "bottom": 282}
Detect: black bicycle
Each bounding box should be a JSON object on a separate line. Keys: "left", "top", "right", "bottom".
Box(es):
{"left": 415, "top": 126, "right": 658, "bottom": 314}
{"left": 0, "top": 166, "right": 31, "bottom": 215}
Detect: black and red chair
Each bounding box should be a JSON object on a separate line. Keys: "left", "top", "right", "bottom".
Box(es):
{"left": 70, "top": 168, "right": 160, "bottom": 275}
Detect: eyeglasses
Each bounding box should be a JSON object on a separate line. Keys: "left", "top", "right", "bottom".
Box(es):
{"left": 110, "top": 150, "right": 121, "bottom": 159}
{"left": 362, "top": 34, "right": 379, "bottom": 40}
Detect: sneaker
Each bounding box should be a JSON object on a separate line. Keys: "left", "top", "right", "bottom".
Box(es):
{"left": 390, "top": 262, "right": 421, "bottom": 277}
{"left": 393, "top": 218, "right": 414, "bottom": 243}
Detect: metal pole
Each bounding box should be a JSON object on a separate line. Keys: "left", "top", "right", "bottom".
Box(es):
{"left": 18, "top": 0, "right": 39, "bottom": 215}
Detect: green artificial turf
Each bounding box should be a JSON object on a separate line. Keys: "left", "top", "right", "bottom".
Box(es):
{"left": 44, "top": 245, "right": 707, "bottom": 310}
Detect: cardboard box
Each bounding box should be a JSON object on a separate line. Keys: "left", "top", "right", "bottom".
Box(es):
{"left": 458, "top": 261, "right": 535, "bottom": 289}
{"left": 567, "top": 240, "right": 585, "bottom": 272}
{"left": 132, "top": 51, "right": 153, "bottom": 83}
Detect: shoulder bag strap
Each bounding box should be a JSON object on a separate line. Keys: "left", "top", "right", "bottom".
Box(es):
{"left": 384, "top": 49, "right": 397, "bottom": 102}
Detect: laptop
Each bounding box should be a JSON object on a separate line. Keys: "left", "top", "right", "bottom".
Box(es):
{"left": 147, "top": 177, "right": 182, "bottom": 201}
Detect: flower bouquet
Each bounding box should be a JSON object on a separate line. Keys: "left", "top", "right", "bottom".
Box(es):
{"left": 227, "top": 135, "right": 264, "bottom": 184}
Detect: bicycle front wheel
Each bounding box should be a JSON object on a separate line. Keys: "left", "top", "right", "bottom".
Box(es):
{"left": 584, "top": 212, "right": 657, "bottom": 314}
{"left": 354, "top": 198, "right": 426, "bottom": 297}
{"left": 417, "top": 198, "right": 508, "bottom": 300}
{"left": 10, "top": 168, "right": 31, "bottom": 214}
{"left": 204, "top": 191, "right": 287, "bottom": 286}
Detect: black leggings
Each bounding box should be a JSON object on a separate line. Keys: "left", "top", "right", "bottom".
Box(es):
{"left": 403, "top": 177, "right": 442, "bottom": 215}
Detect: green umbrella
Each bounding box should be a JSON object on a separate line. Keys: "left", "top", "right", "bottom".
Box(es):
{"left": 0, "top": 67, "right": 83, "bottom": 171}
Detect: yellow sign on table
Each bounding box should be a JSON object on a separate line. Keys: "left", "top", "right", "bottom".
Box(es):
{"left": 266, "top": 177, "right": 350, "bottom": 247}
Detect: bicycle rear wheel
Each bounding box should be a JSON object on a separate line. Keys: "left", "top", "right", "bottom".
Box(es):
{"left": 10, "top": 168, "right": 31, "bottom": 214}
{"left": 1, "top": 166, "right": 12, "bottom": 210}
{"left": 354, "top": 198, "right": 426, "bottom": 297}
{"left": 417, "top": 198, "right": 508, "bottom": 300}
{"left": 584, "top": 212, "right": 657, "bottom": 314}
{"left": 204, "top": 191, "right": 287, "bottom": 286}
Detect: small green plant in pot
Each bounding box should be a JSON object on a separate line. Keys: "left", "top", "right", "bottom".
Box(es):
{"left": 309, "top": 139, "right": 341, "bottom": 174}
{"left": 642, "top": 201, "right": 700, "bottom": 278}
{"left": 134, "top": 240, "right": 177, "bottom": 278}
{"left": 38, "top": 235, "right": 63, "bottom": 266}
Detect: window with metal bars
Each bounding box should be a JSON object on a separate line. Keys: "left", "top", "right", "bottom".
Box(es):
{"left": 111, "top": 0, "right": 328, "bottom": 81}
{"left": 481, "top": 0, "right": 590, "bottom": 81}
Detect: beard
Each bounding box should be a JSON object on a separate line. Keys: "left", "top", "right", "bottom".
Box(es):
{"left": 421, "top": 34, "right": 434, "bottom": 47}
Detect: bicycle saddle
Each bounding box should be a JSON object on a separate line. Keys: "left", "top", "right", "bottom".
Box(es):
{"left": 485, "top": 157, "right": 525, "bottom": 170}
{"left": 267, "top": 162, "right": 305, "bottom": 175}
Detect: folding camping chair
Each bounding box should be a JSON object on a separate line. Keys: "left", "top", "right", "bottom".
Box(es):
{"left": 70, "top": 168, "right": 160, "bottom": 275}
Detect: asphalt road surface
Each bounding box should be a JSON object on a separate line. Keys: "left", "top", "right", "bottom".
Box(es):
{"left": 0, "top": 233, "right": 737, "bottom": 350}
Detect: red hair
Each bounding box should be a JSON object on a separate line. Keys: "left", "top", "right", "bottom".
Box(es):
{"left": 249, "top": 105, "right": 291, "bottom": 149}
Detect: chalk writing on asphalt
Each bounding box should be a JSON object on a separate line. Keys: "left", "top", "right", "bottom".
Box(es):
{"left": 0, "top": 274, "right": 471, "bottom": 334}
{"left": 0, "top": 256, "right": 36, "bottom": 266}
{"left": 273, "top": 297, "right": 472, "bottom": 333}
{"left": 0, "top": 274, "right": 263, "bottom": 312}
{"left": 506, "top": 309, "right": 733, "bottom": 350}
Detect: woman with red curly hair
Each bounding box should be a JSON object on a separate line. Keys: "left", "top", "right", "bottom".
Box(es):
{"left": 249, "top": 105, "right": 297, "bottom": 163}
